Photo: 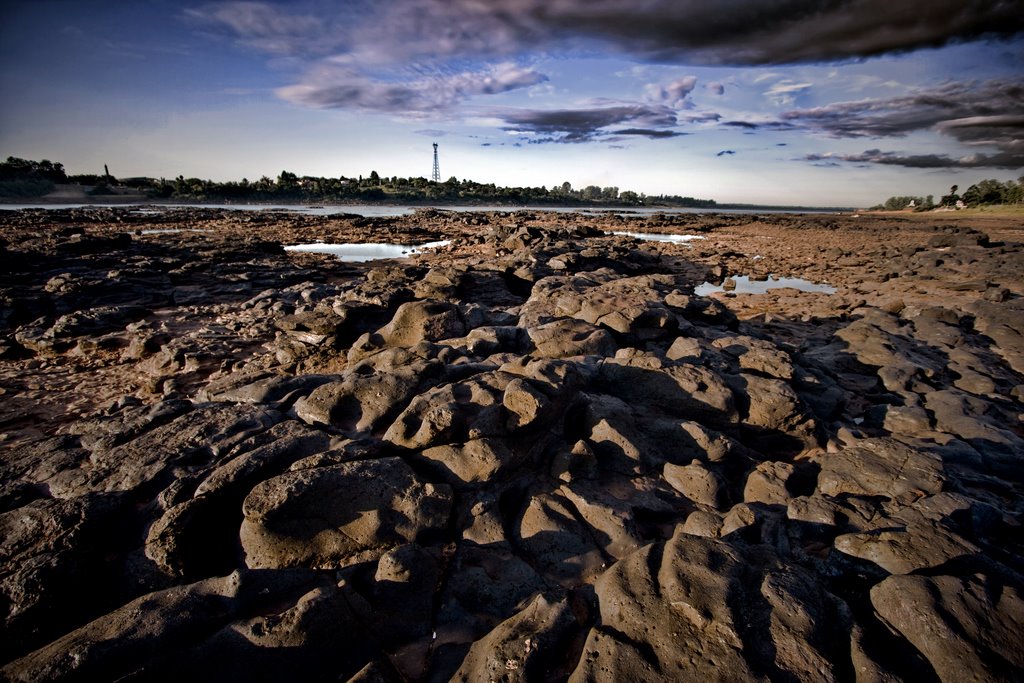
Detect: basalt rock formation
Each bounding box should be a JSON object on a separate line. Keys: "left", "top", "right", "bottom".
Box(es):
{"left": 0, "top": 206, "right": 1022, "bottom": 681}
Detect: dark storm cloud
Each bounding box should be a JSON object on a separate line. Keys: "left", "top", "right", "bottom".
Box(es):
{"left": 781, "top": 79, "right": 1024, "bottom": 138}
{"left": 681, "top": 112, "right": 723, "bottom": 124}
{"left": 723, "top": 121, "right": 760, "bottom": 130}
{"left": 360, "top": 0, "right": 1024, "bottom": 65}
{"left": 501, "top": 104, "right": 678, "bottom": 143}
{"left": 936, "top": 114, "right": 1024, "bottom": 156}
{"left": 780, "top": 79, "right": 1024, "bottom": 165}
{"left": 722, "top": 120, "right": 795, "bottom": 131}
{"left": 805, "top": 148, "right": 1024, "bottom": 168}
{"left": 193, "top": 1, "right": 1024, "bottom": 67}
{"left": 611, "top": 128, "right": 685, "bottom": 138}
{"left": 493, "top": 0, "right": 1024, "bottom": 64}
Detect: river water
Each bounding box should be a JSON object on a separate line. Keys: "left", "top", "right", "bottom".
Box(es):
{"left": 0, "top": 203, "right": 844, "bottom": 217}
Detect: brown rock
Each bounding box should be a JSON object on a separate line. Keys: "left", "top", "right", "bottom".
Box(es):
{"left": 240, "top": 457, "right": 452, "bottom": 568}
{"left": 452, "top": 593, "right": 578, "bottom": 683}
{"left": 377, "top": 300, "right": 466, "bottom": 347}
{"left": 663, "top": 460, "right": 726, "bottom": 508}
{"left": 871, "top": 574, "right": 1024, "bottom": 682}
{"left": 744, "top": 461, "right": 796, "bottom": 505}
{"left": 817, "top": 438, "right": 943, "bottom": 500}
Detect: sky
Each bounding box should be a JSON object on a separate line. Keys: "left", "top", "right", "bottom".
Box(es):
{"left": 0, "top": 0, "right": 1022, "bottom": 206}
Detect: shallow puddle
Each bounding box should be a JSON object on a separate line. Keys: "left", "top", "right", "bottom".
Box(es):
{"left": 611, "top": 231, "right": 704, "bottom": 244}
{"left": 284, "top": 240, "right": 450, "bottom": 262}
{"left": 695, "top": 275, "right": 836, "bottom": 296}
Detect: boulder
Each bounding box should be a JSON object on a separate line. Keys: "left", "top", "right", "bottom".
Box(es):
{"left": 452, "top": 593, "right": 580, "bottom": 683}
{"left": 413, "top": 438, "right": 524, "bottom": 488}
{"left": 597, "top": 360, "right": 738, "bottom": 427}
{"left": 817, "top": 438, "right": 944, "bottom": 500}
{"left": 293, "top": 368, "right": 427, "bottom": 434}
{"left": 1, "top": 570, "right": 325, "bottom": 682}
{"left": 834, "top": 521, "right": 980, "bottom": 574}
{"left": 743, "top": 461, "right": 796, "bottom": 505}
{"left": 526, "top": 318, "right": 617, "bottom": 358}
{"left": 871, "top": 574, "right": 1024, "bottom": 682}
{"left": 569, "top": 529, "right": 849, "bottom": 681}
{"left": 383, "top": 372, "right": 513, "bottom": 449}
{"left": 516, "top": 492, "right": 606, "bottom": 586}
{"left": 240, "top": 457, "right": 453, "bottom": 568}
{"left": 502, "top": 377, "right": 552, "bottom": 430}
{"left": 664, "top": 460, "right": 726, "bottom": 508}
{"left": 376, "top": 300, "right": 466, "bottom": 347}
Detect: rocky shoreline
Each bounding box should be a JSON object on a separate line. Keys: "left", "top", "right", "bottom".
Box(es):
{"left": 1, "top": 207, "right": 1022, "bottom": 681}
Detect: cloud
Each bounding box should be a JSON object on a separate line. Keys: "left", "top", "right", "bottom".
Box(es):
{"left": 192, "top": 1, "right": 1024, "bottom": 68}
{"left": 645, "top": 76, "right": 698, "bottom": 108}
{"left": 276, "top": 62, "right": 549, "bottom": 116}
{"left": 491, "top": 0, "right": 1024, "bottom": 64}
{"left": 680, "top": 111, "right": 722, "bottom": 124}
{"left": 722, "top": 119, "right": 795, "bottom": 132}
{"left": 780, "top": 79, "right": 1024, "bottom": 138}
{"left": 186, "top": 2, "right": 340, "bottom": 56}
{"left": 611, "top": 128, "right": 686, "bottom": 138}
{"left": 499, "top": 104, "right": 679, "bottom": 143}
{"left": 189, "top": 0, "right": 1024, "bottom": 149}
{"left": 936, "top": 114, "right": 1024, "bottom": 156}
{"left": 777, "top": 78, "right": 1024, "bottom": 163}
{"left": 805, "top": 148, "right": 1024, "bottom": 168}
{"left": 765, "top": 80, "right": 813, "bottom": 106}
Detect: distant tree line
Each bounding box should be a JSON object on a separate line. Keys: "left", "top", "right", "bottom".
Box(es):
{"left": 875, "top": 177, "right": 1024, "bottom": 210}
{"left": 0, "top": 157, "right": 68, "bottom": 198}
{"left": 142, "top": 171, "right": 716, "bottom": 208}
{"left": 0, "top": 157, "right": 716, "bottom": 208}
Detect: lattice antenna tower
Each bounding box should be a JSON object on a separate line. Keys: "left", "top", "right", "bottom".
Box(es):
{"left": 432, "top": 142, "right": 440, "bottom": 182}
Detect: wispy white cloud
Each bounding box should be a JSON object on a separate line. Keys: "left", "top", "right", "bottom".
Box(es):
{"left": 277, "top": 62, "right": 549, "bottom": 117}
{"left": 765, "top": 80, "right": 813, "bottom": 106}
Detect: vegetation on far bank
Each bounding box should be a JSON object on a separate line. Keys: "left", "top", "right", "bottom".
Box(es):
{"left": 0, "top": 157, "right": 716, "bottom": 208}
{"left": 874, "top": 177, "right": 1024, "bottom": 211}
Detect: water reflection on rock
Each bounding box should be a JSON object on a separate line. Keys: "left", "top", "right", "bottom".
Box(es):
{"left": 284, "top": 240, "right": 450, "bottom": 262}
{"left": 696, "top": 274, "right": 836, "bottom": 295}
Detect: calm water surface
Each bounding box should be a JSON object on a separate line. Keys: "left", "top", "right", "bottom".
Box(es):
{"left": 695, "top": 275, "right": 836, "bottom": 296}
{"left": 284, "top": 240, "right": 450, "bottom": 262}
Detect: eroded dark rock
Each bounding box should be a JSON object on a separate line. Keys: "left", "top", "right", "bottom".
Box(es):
{"left": 1, "top": 208, "right": 1021, "bottom": 681}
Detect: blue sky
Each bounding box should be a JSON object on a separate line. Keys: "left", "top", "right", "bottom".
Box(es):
{"left": 1, "top": 0, "right": 1022, "bottom": 205}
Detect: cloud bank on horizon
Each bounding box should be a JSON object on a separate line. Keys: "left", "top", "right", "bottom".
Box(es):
{"left": 185, "top": 0, "right": 1024, "bottom": 171}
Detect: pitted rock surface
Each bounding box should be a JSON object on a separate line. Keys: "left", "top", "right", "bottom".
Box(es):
{"left": 1, "top": 207, "right": 1022, "bottom": 681}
